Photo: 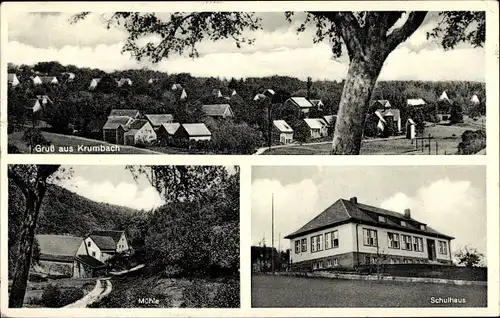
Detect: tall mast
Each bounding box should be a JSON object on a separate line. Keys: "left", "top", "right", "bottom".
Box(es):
{"left": 271, "top": 193, "right": 275, "bottom": 274}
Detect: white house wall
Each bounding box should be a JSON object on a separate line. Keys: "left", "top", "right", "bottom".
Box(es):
{"left": 289, "top": 222, "right": 452, "bottom": 263}
{"left": 116, "top": 233, "right": 130, "bottom": 253}
{"left": 355, "top": 224, "right": 452, "bottom": 262}
{"left": 189, "top": 136, "right": 211, "bottom": 141}
{"left": 84, "top": 237, "right": 103, "bottom": 261}
{"left": 134, "top": 123, "right": 157, "bottom": 144}
{"left": 290, "top": 223, "right": 355, "bottom": 264}
{"left": 76, "top": 241, "right": 88, "bottom": 256}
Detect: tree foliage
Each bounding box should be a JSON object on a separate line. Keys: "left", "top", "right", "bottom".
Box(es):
{"left": 454, "top": 245, "right": 484, "bottom": 267}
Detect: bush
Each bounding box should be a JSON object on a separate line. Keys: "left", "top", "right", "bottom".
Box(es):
{"left": 457, "top": 130, "right": 486, "bottom": 155}
{"left": 183, "top": 280, "right": 212, "bottom": 308}
{"left": 40, "top": 284, "right": 61, "bottom": 307}
{"left": 40, "top": 284, "right": 84, "bottom": 308}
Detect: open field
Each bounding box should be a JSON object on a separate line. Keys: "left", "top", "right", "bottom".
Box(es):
{"left": 263, "top": 123, "right": 483, "bottom": 155}
{"left": 251, "top": 274, "right": 487, "bottom": 308}
{"left": 8, "top": 131, "right": 160, "bottom": 154}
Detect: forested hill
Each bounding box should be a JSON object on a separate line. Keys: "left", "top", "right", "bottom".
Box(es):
{"left": 9, "top": 182, "right": 142, "bottom": 238}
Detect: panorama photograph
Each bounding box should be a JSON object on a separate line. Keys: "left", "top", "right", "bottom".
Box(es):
{"left": 6, "top": 10, "right": 486, "bottom": 155}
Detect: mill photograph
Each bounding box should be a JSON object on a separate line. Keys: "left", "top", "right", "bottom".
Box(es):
{"left": 5, "top": 164, "right": 240, "bottom": 309}
{"left": 5, "top": 7, "right": 487, "bottom": 155}
{"left": 251, "top": 165, "right": 487, "bottom": 307}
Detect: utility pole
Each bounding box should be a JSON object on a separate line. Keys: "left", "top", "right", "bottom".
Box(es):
{"left": 268, "top": 104, "right": 272, "bottom": 151}
{"left": 271, "top": 193, "right": 275, "bottom": 275}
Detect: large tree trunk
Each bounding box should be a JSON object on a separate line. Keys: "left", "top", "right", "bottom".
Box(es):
{"left": 331, "top": 54, "right": 385, "bottom": 155}
{"left": 9, "top": 187, "right": 46, "bottom": 308}
{"left": 8, "top": 165, "right": 58, "bottom": 308}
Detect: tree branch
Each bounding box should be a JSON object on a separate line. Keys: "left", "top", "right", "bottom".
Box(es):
{"left": 310, "top": 11, "right": 363, "bottom": 59}
{"left": 385, "top": 11, "right": 428, "bottom": 52}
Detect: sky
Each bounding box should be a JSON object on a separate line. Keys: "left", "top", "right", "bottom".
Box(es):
{"left": 251, "top": 166, "right": 487, "bottom": 259}
{"left": 53, "top": 165, "right": 165, "bottom": 211}
{"left": 52, "top": 165, "right": 237, "bottom": 211}
{"left": 7, "top": 11, "right": 485, "bottom": 81}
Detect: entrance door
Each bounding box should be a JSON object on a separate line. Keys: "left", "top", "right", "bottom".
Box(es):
{"left": 427, "top": 239, "right": 436, "bottom": 261}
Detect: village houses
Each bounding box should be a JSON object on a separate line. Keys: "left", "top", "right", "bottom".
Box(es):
{"left": 123, "top": 119, "right": 157, "bottom": 146}
{"left": 285, "top": 197, "right": 454, "bottom": 271}
{"left": 284, "top": 97, "right": 314, "bottom": 116}
{"left": 273, "top": 120, "right": 294, "bottom": 144}
{"left": 157, "top": 122, "right": 181, "bottom": 145}
{"left": 303, "top": 118, "right": 327, "bottom": 139}
{"left": 144, "top": 114, "right": 174, "bottom": 131}
{"left": 173, "top": 123, "right": 212, "bottom": 143}
{"left": 34, "top": 230, "right": 131, "bottom": 279}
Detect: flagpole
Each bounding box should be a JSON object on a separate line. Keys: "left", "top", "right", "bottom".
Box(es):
{"left": 271, "top": 193, "right": 275, "bottom": 274}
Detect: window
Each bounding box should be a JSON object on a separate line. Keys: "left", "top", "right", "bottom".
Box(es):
{"left": 316, "top": 235, "right": 323, "bottom": 251}
{"left": 295, "top": 240, "right": 300, "bottom": 254}
{"left": 413, "top": 237, "right": 424, "bottom": 252}
{"left": 92, "top": 251, "right": 96, "bottom": 257}
{"left": 402, "top": 235, "right": 413, "bottom": 250}
{"left": 311, "top": 235, "right": 323, "bottom": 252}
{"left": 363, "top": 229, "right": 378, "bottom": 247}
{"left": 378, "top": 215, "right": 386, "bottom": 223}
{"left": 420, "top": 224, "right": 426, "bottom": 230}
{"left": 87, "top": 241, "right": 91, "bottom": 247}
{"left": 388, "top": 232, "right": 400, "bottom": 249}
{"left": 404, "top": 259, "right": 410, "bottom": 264}
{"left": 325, "top": 232, "right": 331, "bottom": 249}
{"left": 438, "top": 241, "right": 448, "bottom": 255}
{"left": 401, "top": 220, "right": 407, "bottom": 227}
{"left": 325, "top": 230, "right": 339, "bottom": 249}
{"left": 371, "top": 257, "right": 377, "bottom": 264}
{"left": 301, "top": 238, "right": 307, "bottom": 252}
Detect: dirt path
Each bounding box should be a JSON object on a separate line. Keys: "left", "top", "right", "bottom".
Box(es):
{"left": 63, "top": 279, "right": 112, "bottom": 308}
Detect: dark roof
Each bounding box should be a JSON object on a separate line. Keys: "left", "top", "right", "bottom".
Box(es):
{"left": 75, "top": 254, "right": 106, "bottom": 269}
{"left": 109, "top": 109, "right": 140, "bottom": 118}
{"left": 88, "top": 118, "right": 107, "bottom": 133}
{"left": 377, "top": 108, "right": 401, "bottom": 122}
{"left": 285, "top": 198, "right": 454, "bottom": 240}
{"left": 202, "top": 104, "right": 233, "bottom": 117}
{"left": 102, "top": 117, "right": 131, "bottom": 130}
{"left": 145, "top": 114, "right": 174, "bottom": 127}
{"left": 89, "top": 235, "right": 117, "bottom": 251}
{"left": 36, "top": 234, "right": 83, "bottom": 260}
{"left": 89, "top": 230, "right": 124, "bottom": 244}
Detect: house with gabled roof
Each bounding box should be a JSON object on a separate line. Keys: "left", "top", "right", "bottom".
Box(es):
{"left": 285, "top": 197, "right": 454, "bottom": 271}
{"left": 157, "top": 122, "right": 181, "bottom": 145}
{"left": 35, "top": 234, "right": 106, "bottom": 278}
{"left": 103, "top": 109, "right": 142, "bottom": 144}
{"left": 31, "top": 76, "right": 43, "bottom": 85}
{"left": 439, "top": 91, "right": 450, "bottom": 102}
{"left": 61, "top": 72, "right": 76, "bottom": 82}
{"left": 145, "top": 114, "right": 174, "bottom": 130}
{"left": 117, "top": 78, "right": 133, "bottom": 87}
{"left": 285, "top": 97, "right": 314, "bottom": 116}
{"left": 202, "top": 104, "right": 234, "bottom": 119}
{"left": 303, "top": 118, "right": 324, "bottom": 139}
{"left": 172, "top": 83, "right": 183, "bottom": 91}
{"left": 174, "top": 123, "right": 212, "bottom": 142}
{"left": 375, "top": 108, "right": 402, "bottom": 133}
{"left": 470, "top": 94, "right": 480, "bottom": 105}
{"left": 273, "top": 120, "right": 294, "bottom": 144}
{"left": 123, "top": 119, "right": 157, "bottom": 146}
{"left": 212, "top": 88, "right": 223, "bottom": 98}
{"left": 84, "top": 230, "right": 130, "bottom": 263}
{"left": 8, "top": 73, "right": 20, "bottom": 87}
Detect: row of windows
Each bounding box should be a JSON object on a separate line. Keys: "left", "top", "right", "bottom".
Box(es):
{"left": 294, "top": 230, "right": 339, "bottom": 254}
{"left": 387, "top": 232, "right": 424, "bottom": 252}
{"left": 365, "top": 256, "right": 428, "bottom": 265}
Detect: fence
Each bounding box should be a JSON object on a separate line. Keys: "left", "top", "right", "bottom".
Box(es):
{"left": 411, "top": 134, "right": 452, "bottom": 155}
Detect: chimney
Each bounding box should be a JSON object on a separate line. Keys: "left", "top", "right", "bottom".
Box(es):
{"left": 350, "top": 197, "right": 358, "bottom": 204}
{"left": 404, "top": 209, "right": 411, "bottom": 218}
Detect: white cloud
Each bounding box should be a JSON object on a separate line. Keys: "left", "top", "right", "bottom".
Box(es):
{"left": 251, "top": 178, "right": 322, "bottom": 249}
{"left": 58, "top": 176, "right": 165, "bottom": 211}
{"left": 381, "top": 178, "right": 486, "bottom": 257}
{"left": 7, "top": 12, "right": 484, "bottom": 81}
